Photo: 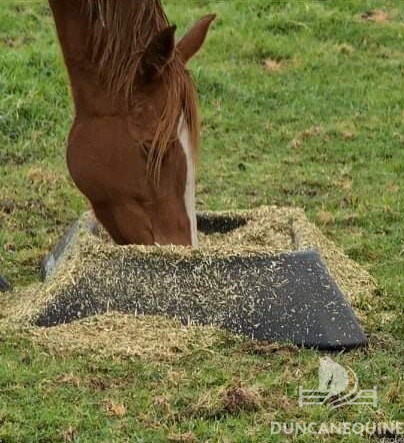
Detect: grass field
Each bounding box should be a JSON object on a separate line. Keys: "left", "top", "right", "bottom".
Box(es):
{"left": 0, "top": 0, "right": 403, "bottom": 442}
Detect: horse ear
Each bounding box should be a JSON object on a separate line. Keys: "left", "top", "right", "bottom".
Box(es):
{"left": 177, "top": 14, "right": 216, "bottom": 63}
{"left": 141, "top": 25, "right": 177, "bottom": 81}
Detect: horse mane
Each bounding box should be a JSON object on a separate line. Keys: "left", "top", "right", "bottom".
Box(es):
{"left": 84, "top": 0, "right": 200, "bottom": 182}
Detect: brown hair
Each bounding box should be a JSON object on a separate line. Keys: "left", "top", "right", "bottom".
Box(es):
{"left": 84, "top": 0, "right": 200, "bottom": 182}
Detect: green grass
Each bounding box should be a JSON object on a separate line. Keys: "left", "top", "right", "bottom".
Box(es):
{"left": 0, "top": 1, "right": 403, "bottom": 441}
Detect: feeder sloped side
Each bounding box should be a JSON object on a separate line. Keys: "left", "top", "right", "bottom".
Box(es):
{"left": 35, "top": 247, "right": 367, "bottom": 350}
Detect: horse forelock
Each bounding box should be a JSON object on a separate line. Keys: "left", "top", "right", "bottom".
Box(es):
{"left": 84, "top": 0, "right": 199, "bottom": 183}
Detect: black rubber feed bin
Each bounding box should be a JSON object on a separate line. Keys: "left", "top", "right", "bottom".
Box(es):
{"left": 32, "top": 207, "right": 374, "bottom": 351}
{"left": 0, "top": 275, "right": 10, "bottom": 292}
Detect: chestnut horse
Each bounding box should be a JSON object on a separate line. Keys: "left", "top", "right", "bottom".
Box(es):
{"left": 49, "top": 0, "right": 215, "bottom": 246}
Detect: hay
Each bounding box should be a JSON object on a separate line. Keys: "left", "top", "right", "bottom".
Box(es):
{"left": 29, "top": 312, "right": 224, "bottom": 361}
{"left": 0, "top": 206, "right": 376, "bottom": 355}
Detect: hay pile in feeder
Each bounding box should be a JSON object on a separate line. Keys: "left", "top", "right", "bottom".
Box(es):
{"left": 0, "top": 206, "right": 375, "bottom": 354}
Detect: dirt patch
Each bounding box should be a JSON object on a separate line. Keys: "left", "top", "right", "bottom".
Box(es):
{"left": 220, "top": 383, "right": 262, "bottom": 413}
{"left": 361, "top": 10, "right": 389, "bottom": 23}
{"left": 238, "top": 340, "right": 298, "bottom": 356}
{"left": 167, "top": 433, "right": 197, "bottom": 443}
{"left": 263, "top": 58, "right": 282, "bottom": 73}
{"left": 102, "top": 399, "right": 127, "bottom": 417}
{"left": 290, "top": 126, "right": 325, "bottom": 149}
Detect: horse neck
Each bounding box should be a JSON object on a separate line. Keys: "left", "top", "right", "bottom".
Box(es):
{"left": 49, "top": 0, "right": 127, "bottom": 116}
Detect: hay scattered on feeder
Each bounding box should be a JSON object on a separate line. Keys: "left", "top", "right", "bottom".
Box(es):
{"left": 0, "top": 206, "right": 376, "bottom": 355}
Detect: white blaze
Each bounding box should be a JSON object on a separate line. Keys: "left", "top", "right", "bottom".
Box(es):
{"left": 178, "top": 114, "right": 198, "bottom": 247}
